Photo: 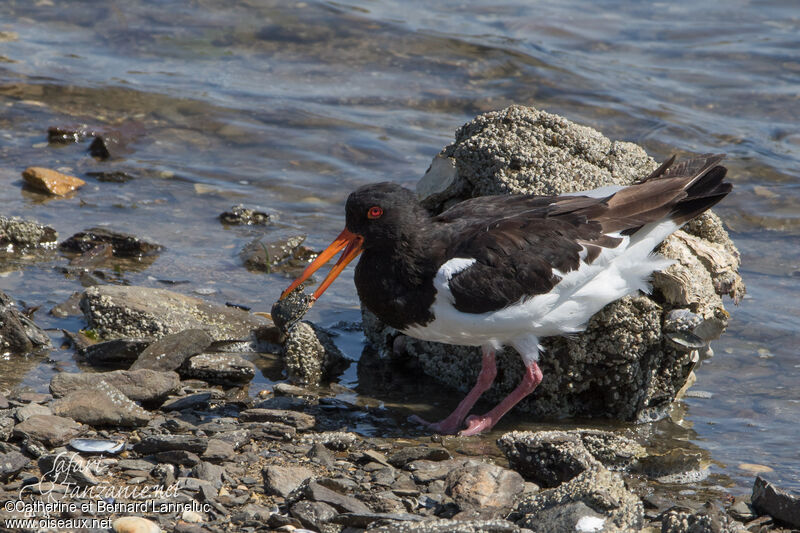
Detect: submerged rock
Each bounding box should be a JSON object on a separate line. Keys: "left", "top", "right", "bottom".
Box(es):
{"left": 219, "top": 205, "right": 271, "bottom": 225}
{"left": 0, "top": 215, "right": 57, "bottom": 249}
{"left": 241, "top": 233, "right": 316, "bottom": 273}
{"left": 363, "top": 105, "right": 744, "bottom": 421}
{"left": 0, "top": 290, "right": 52, "bottom": 354}
{"left": 60, "top": 227, "right": 162, "bottom": 258}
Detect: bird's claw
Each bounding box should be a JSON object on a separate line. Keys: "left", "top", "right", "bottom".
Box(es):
{"left": 458, "top": 414, "right": 494, "bottom": 436}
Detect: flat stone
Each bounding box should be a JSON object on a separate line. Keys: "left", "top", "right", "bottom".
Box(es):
{"left": 82, "top": 338, "right": 152, "bottom": 365}
{"left": 134, "top": 434, "right": 208, "bottom": 455}
{"left": 388, "top": 446, "right": 452, "bottom": 468}
{"left": 22, "top": 166, "right": 85, "bottom": 196}
{"left": 752, "top": 476, "right": 800, "bottom": 528}
{"left": 80, "top": 284, "right": 272, "bottom": 341}
{"left": 263, "top": 465, "right": 314, "bottom": 498}
{"left": 248, "top": 422, "right": 296, "bottom": 442}
{"left": 445, "top": 459, "right": 524, "bottom": 509}
{"left": 181, "top": 352, "right": 256, "bottom": 384}
{"left": 130, "top": 329, "right": 213, "bottom": 371}
{"left": 154, "top": 450, "right": 201, "bottom": 466}
{"left": 12, "top": 415, "right": 83, "bottom": 447}
{"left": 191, "top": 461, "right": 223, "bottom": 488}
{"left": 305, "top": 481, "right": 371, "bottom": 513}
{"left": 15, "top": 403, "right": 51, "bottom": 421}
{"left": 333, "top": 511, "right": 425, "bottom": 528}
{"left": 368, "top": 518, "right": 520, "bottom": 532}
{"left": 240, "top": 408, "right": 315, "bottom": 430}
{"left": 0, "top": 451, "right": 29, "bottom": 482}
{"left": 50, "top": 369, "right": 179, "bottom": 403}
{"left": 39, "top": 452, "right": 99, "bottom": 486}
{"left": 51, "top": 382, "right": 151, "bottom": 427}
{"left": 160, "top": 393, "right": 212, "bottom": 412}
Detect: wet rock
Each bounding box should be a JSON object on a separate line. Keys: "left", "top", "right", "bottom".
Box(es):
{"left": 134, "top": 434, "right": 208, "bottom": 455}
{"left": 369, "top": 518, "right": 521, "bottom": 532}
{"left": 634, "top": 449, "right": 708, "bottom": 484}
{"left": 445, "top": 459, "right": 524, "bottom": 510}
{"left": 0, "top": 215, "right": 57, "bottom": 248}
{"left": 160, "top": 392, "right": 212, "bottom": 412}
{"left": 0, "top": 290, "right": 52, "bottom": 354}
{"left": 301, "top": 431, "right": 359, "bottom": 451}
{"left": 87, "top": 121, "right": 145, "bottom": 160}
{"left": 50, "top": 369, "right": 179, "bottom": 403}
{"left": 498, "top": 431, "right": 599, "bottom": 488}
{"left": 242, "top": 233, "right": 316, "bottom": 273}
{"left": 219, "top": 205, "right": 271, "bottom": 225}
{"left": 0, "top": 451, "right": 28, "bottom": 482}
{"left": 240, "top": 408, "right": 315, "bottom": 430}
{"left": 129, "top": 329, "right": 213, "bottom": 372}
{"left": 512, "top": 464, "right": 642, "bottom": 532}
{"left": 291, "top": 499, "right": 338, "bottom": 530}
{"left": 305, "top": 480, "right": 372, "bottom": 513}
{"left": 751, "top": 476, "right": 800, "bottom": 528}
{"left": 22, "top": 166, "right": 85, "bottom": 195}
{"left": 263, "top": 465, "right": 314, "bottom": 497}
{"left": 364, "top": 105, "right": 743, "bottom": 421}
{"left": 112, "top": 516, "right": 161, "bottom": 533}
{"left": 80, "top": 285, "right": 272, "bottom": 341}
{"left": 86, "top": 169, "right": 135, "bottom": 183}
{"left": 60, "top": 227, "right": 162, "bottom": 258}
{"left": 47, "top": 124, "right": 96, "bottom": 144}
{"left": 12, "top": 414, "right": 83, "bottom": 447}
{"left": 578, "top": 430, "right": 646, "bottom": 470}
{"left": 39, "top": 452, "right": 99, "bottom": 486}
{"left": 389, "top": 446, "right": 452, "bottom": 468}
{"left": 51, "top": 381, "right": 151, "bottom": 427}
{"left": 181, "top": 352, "right": 256, "bottom": 384}
{"left": 282, "top": 320, "right": 349, "bottom": 386}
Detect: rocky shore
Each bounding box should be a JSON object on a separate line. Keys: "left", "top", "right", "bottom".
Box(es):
{"left": 1, "top": 106, "right": 794, "bottom": 533}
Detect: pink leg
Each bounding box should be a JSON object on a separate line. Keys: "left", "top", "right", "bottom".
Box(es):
{"left": 459, "top": 360, "right": 543, "bottom": 436}
{"left": 409, "top": 347, "right": 497, "bottom": 435}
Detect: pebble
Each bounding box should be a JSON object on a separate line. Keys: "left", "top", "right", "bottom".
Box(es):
{"left": 22, "top": 166, "right": 85, "bottom": 195}
{"left": 112, "top": 516, "right": 161, "bottom": 533}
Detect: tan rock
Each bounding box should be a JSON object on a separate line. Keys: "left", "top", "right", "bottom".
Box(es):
{"left": 22, "top": 166, "right": 85, "bottom": 196}
{"left": 112, "top": 516, "right": 161, "bottom": 533}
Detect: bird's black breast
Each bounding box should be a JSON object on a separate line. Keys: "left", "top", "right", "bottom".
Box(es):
{"left": 354, "top": 250, "right": 437, "bottom": 331}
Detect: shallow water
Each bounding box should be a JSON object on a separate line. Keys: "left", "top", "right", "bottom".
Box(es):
{"left": 1, "top": 0, "right": 798, "bottom": 493}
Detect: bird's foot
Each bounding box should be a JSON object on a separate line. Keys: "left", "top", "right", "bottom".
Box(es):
{"left": 408, "top": 414, "right": 462, "bottom": 435}
{"left": 458, "top": 414, "right": 495, "bottom": 436}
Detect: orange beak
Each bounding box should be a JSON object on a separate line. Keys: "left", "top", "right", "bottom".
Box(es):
{"left": 280, "top": 228, "right": 364, "bottom": 303}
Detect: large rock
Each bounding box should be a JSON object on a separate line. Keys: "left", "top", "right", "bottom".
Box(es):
{"left": 0, "top": 290, "right": 52, "bottom": 354}
{"left": 12, "top": 414, "right": 83, "bottom": 447}
{"left": 180, "top": 352, "right": 256, "bottom": 384}
{"left": 363, "top": 105, "right": 744, "bottom": 421}
{"left": 511, "top": 464, "right": 643, "bottom": 532}
{"left": 0, "top": 215, "right": 57, "bottom": 249}
{"left": 751, "top": 476, "right": 800, "bottom": 528}
{"left": 51, "top": 381, "right": 152, "bottom": 427}
{"left": 50, "top": 369, "right": 179, "bottom": 403}
{"left": 444, "top": 459, "right": 524, "bottom": 510}
{"left": 80, "top": 285, "right": 274, "bottom": 341}
{"left": 129, "top": 329, "right": 212, "bottom": 371}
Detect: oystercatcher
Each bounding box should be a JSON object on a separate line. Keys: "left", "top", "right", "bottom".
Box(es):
{"left": 280, "top": 154, "right": 731, "bottom": 435}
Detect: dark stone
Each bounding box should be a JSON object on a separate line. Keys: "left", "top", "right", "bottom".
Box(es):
{"left": 305, "top": 481, "right": 371, "bottom": 514}
{"left": 241, "top": 233, "right": 315, "bottom": 274}
{"left": 202, "top": 439, "right": 235, "bottom": 462}
{"left": 333, "top": 512, "right": 425, "bottom": 528}
{"left": 180, "top": 353, "right": 256, "bottom": 384}
{"left": 130, "top": 329, "right": 213, "bottom": 372}
{"left": 154, "top": 450, "right": 201, "bottom": 466}
{"left": 0, "top": 451, "right": 29, "bottom": 482}
{"left": 497, "top": 431, "right": 599, "bottom": 488}
{"left": 270, "top": 289, "right": 313, "bottom": 332}
{"left": 191, "top": 461, "right": 223, "bottom": 489}
{"left": 263, "top": 465, "right": 313, "bottom": 498}
{"left": 86, "top": 120, "right": 144, "bottom": 160}
{"left": 85, "top": 170, "right": 135, "bottom": 183}
{"left": 219, "top": 205, "right": 270, "bottom": 226}
{"left": 38, "top": 452, "right": 99, "bottom": 486}
{"left": 50, "top": 292, "right": 84, "bottom": 318}
{"left": 290, "top": 500, "right": 338, "bottom": 530}
{"left": 82, "top": 338, "right": 152, "bottom": 365}
{"left": 134, "top": 434, "right": 208, "bottom": 455}
{"left": 60, "top": 227, "right": 161, "bottom": 258}
{"left": 0, "top": 290, "right": 52, "bottom": 354}
{"left": 248, "top": 423, "right": 297, "bottom": 442}
{"left": 307, "top": 442, "right": 335, "bottom": 467}
{"left": 752, "top": 476, "right": 800, "bottom": 528}
{"left": 160, "top": 393, "right": 212, "bottom": 412}
{"left": 368, "top": 518, "right": 520, "bottom": 532}
{"left": 239, "top": 408, "right": 315, "bottom": 430}
{"left": 47, "top": 124, "right": 96, "bottom": 144}
{"left": 0, "top": 216, "right": 57, "bottom": 249}
{"left": 388, "top": 446, "right": 452, "bottom": 468}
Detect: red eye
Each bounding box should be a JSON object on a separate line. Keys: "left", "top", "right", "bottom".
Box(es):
{"left": 367, "top": 206, "right": 383, "bottom": 219}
